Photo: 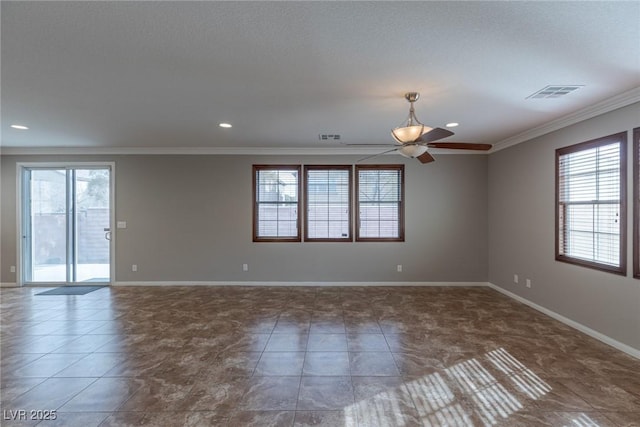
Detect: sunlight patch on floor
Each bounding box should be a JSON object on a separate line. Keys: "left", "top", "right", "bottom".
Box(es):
{"left": 565, "top": 413, "right": 602, "bottom": 427}
{"left": 343, "top": 347, "right": 568, "bottom": 427}
{"left": 486, "top": 348, "right": 551, "bottom": 400}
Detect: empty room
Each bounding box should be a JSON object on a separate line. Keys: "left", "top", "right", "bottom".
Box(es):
{"left": 1, "top": 1, "right": 639, "bottom": 426}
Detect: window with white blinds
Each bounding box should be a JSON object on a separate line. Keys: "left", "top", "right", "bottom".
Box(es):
{"left": 304, "top": 166, "right": 352, "bottom": 241}
{"left": 556, "top": 132, "right": 627, "bottom": 274}
{"left": 253, "top": 165, "right": 301, "bottom": 242}
{"left": 356, "top": 165, "right": 404, "bottom": 241}
{"left": 634, "top": 128, "right": 640, "bottom": 279}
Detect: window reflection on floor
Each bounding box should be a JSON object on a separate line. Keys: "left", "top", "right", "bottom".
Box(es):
{"left": 344, "top": 347, "right": 605, "bottom": 427}
{"left": 486, "top": 348, "right": 551, "bottom": 400}
{"left": 446, "top": 357, "right": 523, "bottom": 425}
{"left": 566, "top": 413, "right": 602, "bottom": 427}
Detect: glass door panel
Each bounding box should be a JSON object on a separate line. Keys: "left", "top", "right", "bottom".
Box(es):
{"left": 74, "top": 169, "right": 110, "bottom": 282}
{"left": 29, "top": 169, "right": 68, "bottom": 282}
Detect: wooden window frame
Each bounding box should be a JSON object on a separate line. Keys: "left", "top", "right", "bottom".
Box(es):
{"left": 634, "top": 128, "right": 640, "bottom": 278}
{"left": 253, "top": 165, "right": 302, "bottom": 242}
{"left": 555, "top": 132, "right": 627, "bottom": 275}
{"left": 304, "top": 165, "right": 353, "bottom": 242}
{"left": 355, "top": 164, "right": 405, "bottom": 242}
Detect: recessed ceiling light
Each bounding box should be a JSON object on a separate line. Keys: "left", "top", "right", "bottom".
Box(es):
{"left": 446, "top": 122, "right": 459, "bottom": 128}
{"left": 11, "top": 124, "right": 29, "bottom": 130}
{"left": 219, "top": 123, "right": 232, "bottom": 128}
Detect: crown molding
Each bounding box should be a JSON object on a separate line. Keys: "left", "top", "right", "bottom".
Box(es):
{"left": 490, "top": 87, "right": 640, "bottom": 153}
{"left": 0, "top": 146, "right": 366, "bottom": 156}
{"left": 0, "top": 145, "right": 486, "bottom": 157}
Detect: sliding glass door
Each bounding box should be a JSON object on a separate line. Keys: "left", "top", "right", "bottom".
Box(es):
{"left": 22, "top": 166, "right": 112, "bottom": 284}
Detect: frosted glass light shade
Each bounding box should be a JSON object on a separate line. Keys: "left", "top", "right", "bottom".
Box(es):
{"left": 398, "top": 145, "right": 429, "bottom": 158}
{"left": 391, "top": 125, "right": 424, "bottom": 143}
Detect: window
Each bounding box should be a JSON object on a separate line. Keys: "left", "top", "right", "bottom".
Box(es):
{"left": 253, "top": 164, "right": 404, "bottom": 243}
{"left": 634, "top": 127, "right": 640, "bottom": 278}
{"left": 253, "top": 165, "right": 301, "bottom": 242}
{"left": 304, "top": 165, "right": 352, "bottom": 241}
{"left": 356, "top": 165, "right": 404, "bottom": 241}
{"left": 556, "top": 132, "right": 627, "bottom": 274}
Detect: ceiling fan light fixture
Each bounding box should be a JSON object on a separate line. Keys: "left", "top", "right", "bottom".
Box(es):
{"left": 392, "top": 124, "right": 424, "bottom": 144}
{"left": 359, "top": 91, "right": 485, "bottom": 165}
{"left": 391, "top": 92, "right": 433, "bottom": 143}
{"left": 398, "top": 144, "right": 429, "bottom": 158}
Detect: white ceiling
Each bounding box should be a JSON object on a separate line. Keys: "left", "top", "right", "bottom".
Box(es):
{"left": 2, "top": 1, "right": 639, "bottom": 154}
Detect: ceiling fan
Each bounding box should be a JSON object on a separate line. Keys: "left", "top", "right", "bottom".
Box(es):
{"left": 350, "top": 92, "right": 491, "bottom": 164}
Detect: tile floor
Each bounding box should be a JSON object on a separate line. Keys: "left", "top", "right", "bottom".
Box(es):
{"left": 1, "top": 286, "right": 639, "bottom": 426}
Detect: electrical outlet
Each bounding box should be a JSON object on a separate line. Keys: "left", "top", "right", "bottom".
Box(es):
{"left": 10, "top": 266, "right": 16, "bottom": 273}
{"left": 514, "top": 274, "right": 519, "bottom": 284}
{"left": 243, "top": 263, "right": 249, "bottom": 272}
{"left": 397, "top": 264, "right": 403, "bottom": 272}
{"left": 132, "top": 264, "right": 138, "bottom": 272}
{"left": 526, "top": 279, "right": 531, "bottom": 288}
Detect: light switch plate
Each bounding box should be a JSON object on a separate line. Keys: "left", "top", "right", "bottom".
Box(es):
{"left": 117, "top": 221, "right": 127, "bottom": 229}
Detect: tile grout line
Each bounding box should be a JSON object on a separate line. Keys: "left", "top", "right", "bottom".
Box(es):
{"left": 294, "top": 289, "right": 315, "bottom": 415}
{"left": 377, "top": 314, "right": 424, "bottom": 418}
{"left": 343, "top": 302, "right": 360, "bottom": 427}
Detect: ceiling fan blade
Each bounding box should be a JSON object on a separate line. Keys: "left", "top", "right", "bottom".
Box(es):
{"left": 417, "top": 151, "right": 435, "bottom": 164}
{"left": 416, "top": 127, "right": 455, "bottom": 143}
{"left": 357, "top": 147, "right": 399, "bottom": 162}
{"left": 426, "top": 142, "right": 492, "bottom": 151}
{"left": 343, "top": 143, "right": 400, "bottom": 146}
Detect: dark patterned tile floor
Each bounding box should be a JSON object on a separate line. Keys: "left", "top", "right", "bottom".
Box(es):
{"left": 1, "top": 286, "right": 639, "bottom": 426}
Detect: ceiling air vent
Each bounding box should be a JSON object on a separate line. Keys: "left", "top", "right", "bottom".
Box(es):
{"left": 527, "top": 85, "right": 584, "bottom": 99}
{"left": 319, "top": 134, "right": 341, "bottom": 141}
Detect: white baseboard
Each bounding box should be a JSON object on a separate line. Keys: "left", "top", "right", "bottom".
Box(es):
{"left": 113, "top": 281, "right": 488, "bottom": 287}
{"left": 487, "top": 282, "right": 640, "bottom": 360}
{"left": 0, "top": 282, "right": 18, "bottom": 288}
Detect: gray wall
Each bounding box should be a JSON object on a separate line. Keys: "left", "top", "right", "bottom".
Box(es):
{"left": 0, "top": 154, "right": 488, "bottom": 283}
{"left": 488, "top": 102, "right": 640, "bottom": 350}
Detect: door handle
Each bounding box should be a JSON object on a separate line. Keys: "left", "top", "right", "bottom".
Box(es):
{"left": 104, "top": 228, "right": 111, "bottom": 241}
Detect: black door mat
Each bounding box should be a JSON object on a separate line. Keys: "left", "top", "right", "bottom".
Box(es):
{"left": 36, "top": 286, "right": 106, "bottom": 296}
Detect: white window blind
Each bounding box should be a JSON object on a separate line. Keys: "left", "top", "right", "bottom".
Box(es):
{"left": 557, "top": 134, "right": 625, "bottom": 272}
{"left": 634, "top": 128, "right": 640, "bottom": 278}
{"left": 305, "top": 167, "right": 351, "bottom": 241}
{"left": 254, "top": 166, "right": 300, "bottom": 241}
{"left": 356, "top": 166, "right": 404, "bottom": 241}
